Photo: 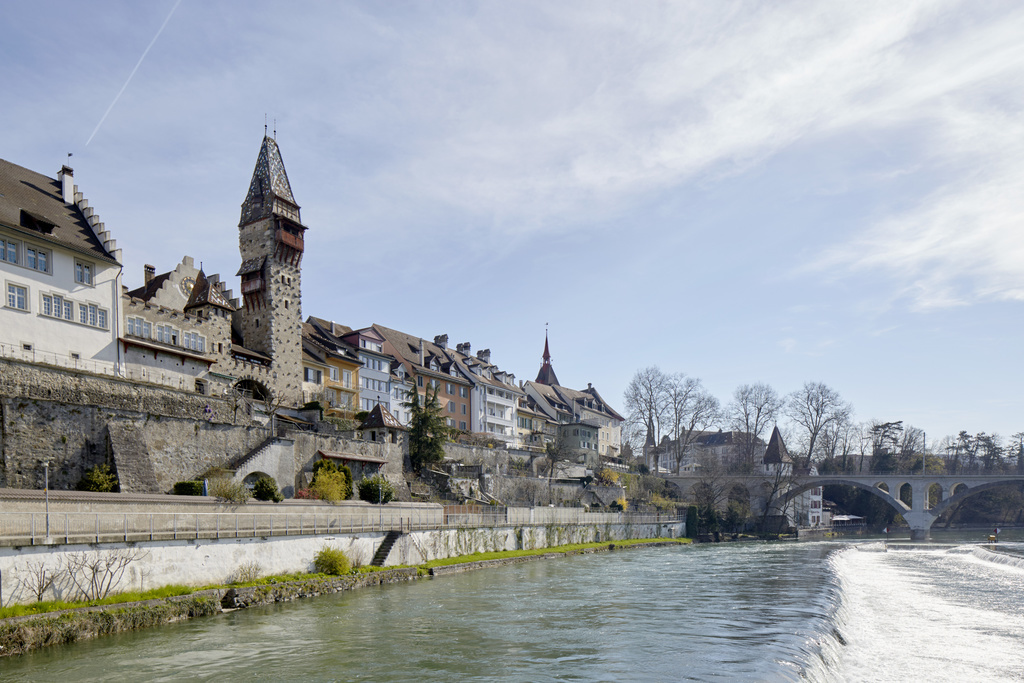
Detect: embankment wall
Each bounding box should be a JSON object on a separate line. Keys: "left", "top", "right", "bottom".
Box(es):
{"left": 0, "top": 520, "right": 683, "bottom": 605}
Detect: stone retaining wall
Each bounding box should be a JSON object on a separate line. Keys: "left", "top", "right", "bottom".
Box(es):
{"left": 0, "top": 520, "right": 683, "bottom": 605}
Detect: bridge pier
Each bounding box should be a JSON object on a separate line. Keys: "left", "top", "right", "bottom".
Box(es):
{"left": 910, "top": 527, "right": 930, "bottom": 541}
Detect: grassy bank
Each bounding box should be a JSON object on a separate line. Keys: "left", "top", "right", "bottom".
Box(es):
{"left": 421, "top": 537, "right": 690, "bottom": 569}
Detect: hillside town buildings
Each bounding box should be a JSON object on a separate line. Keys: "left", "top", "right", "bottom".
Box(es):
{"left": 0, "top": 139, "right": 831, "bottom": 529}
{"left": 0, "top": 138, "right": 624, "bottom": 460}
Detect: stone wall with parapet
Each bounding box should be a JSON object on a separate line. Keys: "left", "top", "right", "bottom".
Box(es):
{"left": 0, "top": 396, "right": 269, "bottom": 492}
{"left": 0, "top": 357, "right": 236, "bottom": 423}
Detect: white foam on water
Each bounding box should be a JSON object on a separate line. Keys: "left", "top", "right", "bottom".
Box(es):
{"left": 831, "top": 545, "right": 1024, "bottom": 682}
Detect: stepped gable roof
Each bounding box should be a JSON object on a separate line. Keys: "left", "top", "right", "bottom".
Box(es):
{"left": 762, "top": 426, "right": 792, "bottom": 464}
{"left": 358, "top": 403, "right": 406, "bottom": 431}
{"left": 239, "top": 136, "right": 300, "bottom": 226}
{"left": 0, "top": 158, "right": 118, "bottom": 264}
{"left": 125, "top": 271, "right": 171, "bottom": 301}
{"left": 184, "top": 269, "right": 234, "bottom": 312}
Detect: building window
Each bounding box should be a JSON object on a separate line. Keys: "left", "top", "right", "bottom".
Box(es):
{"left": 75, "top": 260, "right": 94, "bottom": 285}
{"left": 342, "top": 370, "right": 352, "bottom": 388}
{"left": 127, "top": 317, "right": 152, "bottom": 337}
{"left": 195, "top": 380, "right": 206, "bottom": 395}
{"left": 304, "top": 367, "right": 323, "bottom": 384}
{"left": 7, "top": 283, "right": 27, "bottom": 310}
{"left": 417, "top": 376, "right": 424, "bottom": 388}
{"left": 41, "top": 294, "right": 52, "bottom": 316}
{"left": 460, "top": 387, "right": 468, "bottom": 398}
{"left": 329, "top": 366, "right": 338, "bottom": 382}
{"left": 0, "top": 238, "right": 17, "bottom": 264}
{"left": 462, "top": 404, "right": 467, "bottom": 415}
{"left": 182, "top": 331, "right": 205, "bottom": 352}
{"left": 448, "top": 402, "right": 455, "bottom": 413}
{"left": 446, "top": 383, "right": 453, "bottom": 394}
{"left": 24, "top": 247, "right": 49, "bottom": 273}
{"left": 459, "top": 421, "right": 467, "bottom": 430}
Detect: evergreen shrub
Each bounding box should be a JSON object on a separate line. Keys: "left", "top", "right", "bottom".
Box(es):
{"left": 173, "top": 481, "right": 204, "bottom": 496}
{"left": 357, "top": 474, "right": 395, "bottom": 504}
{"left": 252, "top": 476, "right": 284, "bottom": 502}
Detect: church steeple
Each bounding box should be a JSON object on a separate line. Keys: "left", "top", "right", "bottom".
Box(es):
{"left": 535, "top": 330, "right": 560, "bottom": 386}
{"left": 239, "top": 136, "right": 301, "bottom": 227}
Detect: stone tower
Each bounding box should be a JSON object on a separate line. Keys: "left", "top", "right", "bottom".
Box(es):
{"left": 235, "top": 136, "right": 306, "bottom": 405}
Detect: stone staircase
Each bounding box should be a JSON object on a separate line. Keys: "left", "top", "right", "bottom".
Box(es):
{"left": 229, "top": 435, "right": 284, "bottom": 472}
{"left": 370, "top": 530, "right": 404, "bottom": 567}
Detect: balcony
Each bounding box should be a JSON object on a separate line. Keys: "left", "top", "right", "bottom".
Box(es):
{"left": 276, "top": 229, "right": 304, "bottom": 252}
{"left": 240, "top": 278, "right": 264, "bottom": 294}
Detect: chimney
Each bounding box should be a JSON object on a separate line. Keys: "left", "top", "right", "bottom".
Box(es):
{"left": 461, "top": 342, "right": 471, "bottom": 355}
{"left": 58, "top": 165, "right": 74, "bottom": 204}
{"left": 434, "top": 334, "right": 448, "bottom": 349}
{"left": 419, "top": 339, "right": 425, "bottom": 366}
{"left": 144, "top": 264, "right": 156, "bottom": 285}
{"left": 476, "top": 348, "right": 491, "bottom": 363}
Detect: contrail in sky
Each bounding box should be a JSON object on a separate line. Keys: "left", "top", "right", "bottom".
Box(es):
{"left": 85, "top": 0, "right": 183, "bottom": 147}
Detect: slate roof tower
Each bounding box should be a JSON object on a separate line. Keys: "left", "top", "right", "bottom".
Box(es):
{"left": 534, "top": 331, "right": 560, "bottom": 386}
{"left": 235, "top": 136, "right": 306, "bottom": 404}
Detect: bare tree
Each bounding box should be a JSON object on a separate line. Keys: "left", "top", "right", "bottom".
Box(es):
{"left": 62, "top": 548, "right": 148, "bottom": 601}
{"left": 1011, "top": 433, "right": 1024, "bottom": 474}
{"left": 623, "top": 367, "right": 670, "bottom": 470}
{"left": 785, "top": 382, "right": 851, "bottom": 469}
{"left": 16, "top": 560, "right": 65, "bottom": 602}
{"left": 664, "top": 373, "right": 720, "bottom": 473}
{"left": 691, "top": 449, "right": 729, "bottom": 535}
{"left": 817, "top": 416, "right": 859, "bottom": 473}
{"left": 728, "top": 383, "right": 783, "bottom": 470}
{"left": 757, "top": 461, "right": 799, "bottom": 538}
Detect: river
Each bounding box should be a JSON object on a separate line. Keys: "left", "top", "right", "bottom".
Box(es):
{"left": 4, "top": 530, "right": 1023, "bottom": 681}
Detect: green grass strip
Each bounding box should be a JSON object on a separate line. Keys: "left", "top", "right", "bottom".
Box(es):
{"left": 420, "top": 537, "right": 691, "bottom": 568}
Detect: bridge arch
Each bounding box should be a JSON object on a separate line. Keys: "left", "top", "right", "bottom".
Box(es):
{"left": 929, "top": 480, "right": 1024, "bottom": 520}
{"left": 776, "top": 478, "right": 909, "bottom": 519}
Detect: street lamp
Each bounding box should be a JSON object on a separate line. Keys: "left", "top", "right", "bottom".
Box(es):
{"left": 43, "top": 461, "right": 51, "bottom": 542}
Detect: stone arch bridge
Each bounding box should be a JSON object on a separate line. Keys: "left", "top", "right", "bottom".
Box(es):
{"left": 663, "top": 473, "right": 1024, "bottom": 540}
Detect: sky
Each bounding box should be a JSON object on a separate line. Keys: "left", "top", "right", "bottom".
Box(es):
{"left": 3, "top": 1, "right": 1023, "bottom": 448}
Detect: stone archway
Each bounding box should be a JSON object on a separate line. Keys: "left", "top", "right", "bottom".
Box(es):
{"left": 235, "top": 378, "right": 271, "bottom": 402}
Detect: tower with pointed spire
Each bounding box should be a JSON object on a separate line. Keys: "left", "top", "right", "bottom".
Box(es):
{"left": 534, "top": 331, "right": 560, "bottom": 386}
{"left": 235, "top": 135, "right": 306, "bottom": 404}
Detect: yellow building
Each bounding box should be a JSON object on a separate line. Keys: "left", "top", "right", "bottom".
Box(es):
{"left": 302, "top": 320, "right": 361, "bottom": 419}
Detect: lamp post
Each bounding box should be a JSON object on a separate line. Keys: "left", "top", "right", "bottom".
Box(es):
{"left": 44, "top": 461, "right": 51, "bottom": 541}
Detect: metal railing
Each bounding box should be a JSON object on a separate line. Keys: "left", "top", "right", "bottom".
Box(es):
{"left": 0, "top": 342, "right": 117, "bottom": 376}
{"left": 0, "top": 510, "right": 682, "bottom": 547}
